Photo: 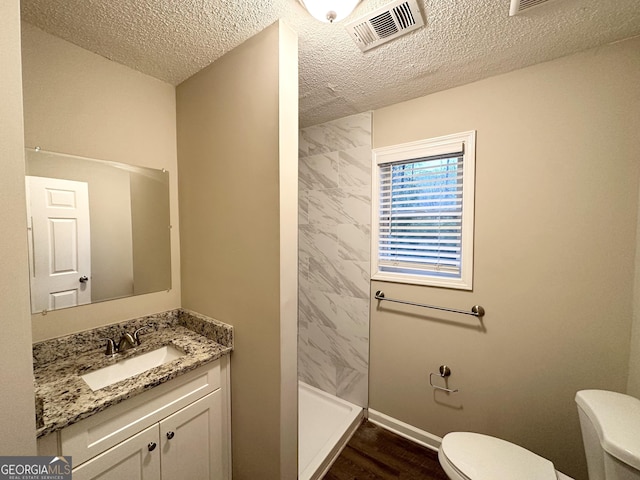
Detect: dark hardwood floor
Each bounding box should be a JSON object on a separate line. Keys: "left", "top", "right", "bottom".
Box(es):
{"left": 324, "top": 420, "right": 450, "bottom": 480}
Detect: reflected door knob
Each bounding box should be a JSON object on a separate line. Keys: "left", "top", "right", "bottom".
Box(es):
{"left": 79, "top": 276, "right": 89, "bottom": 283}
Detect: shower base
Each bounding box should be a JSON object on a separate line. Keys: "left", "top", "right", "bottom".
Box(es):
{"left": 298, "top": 381, "right": 363, "bottom": 480}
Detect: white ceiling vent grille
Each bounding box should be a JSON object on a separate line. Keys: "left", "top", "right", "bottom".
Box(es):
{"left": 345, "top": 0, "right": 424, "bottom": 52}
{"left": 509, "top": 0, "right": 554, "bottom": 16}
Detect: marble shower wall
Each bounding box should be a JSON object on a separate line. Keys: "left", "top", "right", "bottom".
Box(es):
{"left": 298, "top": 112, "right": 371, "bottom": 408}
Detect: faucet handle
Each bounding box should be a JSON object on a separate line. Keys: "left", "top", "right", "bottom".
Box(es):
{"left": 133, "top": 325, "right": 151, "bottom": 345}
{"left": 101, "top": 338, "right": 116, "bottom": 356}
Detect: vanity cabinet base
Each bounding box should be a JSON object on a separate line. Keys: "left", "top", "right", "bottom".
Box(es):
{"left": 37, "top": 356, "right": 230, "bottom": 480}
{"left": 74, "top": 390, "right": 221, "bottom": 480}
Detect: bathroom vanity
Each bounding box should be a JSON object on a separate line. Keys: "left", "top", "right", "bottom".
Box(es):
{"left": 34, "top": 309, "right": 233, "bottom": 480}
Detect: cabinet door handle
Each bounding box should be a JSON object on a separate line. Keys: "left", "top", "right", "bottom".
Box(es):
{"left": 148, "top": 442, "right": 157, "bottom": 451}
{"left": 166, "top": 431, "right": 175, "bottom": 440}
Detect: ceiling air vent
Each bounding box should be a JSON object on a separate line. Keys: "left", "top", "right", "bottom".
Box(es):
{"left": 509, "top": 0, "right": 554, "bottom": 16}
{"left": 345, "top": 0, "right": 424, "bottom": 52}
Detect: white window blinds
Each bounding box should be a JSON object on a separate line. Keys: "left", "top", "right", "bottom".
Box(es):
{"left": 378, "top": 151, "right": 464, "bottom": 277}
{"left": 372, "top": 131, "right": 475, "bottom": 289}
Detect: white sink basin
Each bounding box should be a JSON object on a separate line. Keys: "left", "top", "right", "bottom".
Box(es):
{"left": 81, "top": 345, "right": 184, "bottom": 391}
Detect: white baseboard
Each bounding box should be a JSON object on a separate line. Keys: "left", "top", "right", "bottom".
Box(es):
{"left": 367, "top": 409, "right": 442, "bottom": 452}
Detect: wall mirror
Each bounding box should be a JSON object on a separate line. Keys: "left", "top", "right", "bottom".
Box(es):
{"left": 25, "top": 148, "right": 171, "bottom": 314}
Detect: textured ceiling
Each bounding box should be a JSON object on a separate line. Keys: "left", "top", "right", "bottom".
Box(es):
{"left": 20, "top": 0, "right": 640, "bottom": 128}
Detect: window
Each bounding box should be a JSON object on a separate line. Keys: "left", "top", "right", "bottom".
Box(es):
{"left": 371, "top": 131, "right": 476, "bottom": 290}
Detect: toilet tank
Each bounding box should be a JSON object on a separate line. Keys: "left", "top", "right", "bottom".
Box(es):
{"left": 575, "top": 390, "right": 640, "bottom": 480}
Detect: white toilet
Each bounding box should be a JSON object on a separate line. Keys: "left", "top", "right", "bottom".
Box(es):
{"left": 438, "top": 390, "right": 640, "bottom": 480}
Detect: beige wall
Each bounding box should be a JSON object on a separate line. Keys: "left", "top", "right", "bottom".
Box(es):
{"left": 277, "top": 23, "right": 300, "bottom": 477}
{"left": 130, "top": 169, "right": 172, "bottom": 296}
{"left": 21, "top": 23, "right": 181, "bottom": 341}
{"left": 370, "top": 37, "right": 640, "bottom": 480}
{"left": 629, "top": 183, "right": 640, "bottom": 397}
{"left": 177, "top": 20, "right": 298, "bottom": 480}
{"left": 0, "top": 0, "right": 37, "bottom": 454}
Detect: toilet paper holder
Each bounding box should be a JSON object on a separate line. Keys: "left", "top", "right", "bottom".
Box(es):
{"left": 429, "top": 365, "right": 459, "bottom": 393}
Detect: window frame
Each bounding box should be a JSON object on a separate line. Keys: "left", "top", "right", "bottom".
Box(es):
{"left": 371, "top": 130, "right": 476, "bottom": 290}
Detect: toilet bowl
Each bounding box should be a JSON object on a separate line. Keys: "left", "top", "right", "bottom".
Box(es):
{"left": 438, "top": 432, "right": 573, "bottom": 480}
{"left": 438, "top": 389, "right": 640, "bottom": 480}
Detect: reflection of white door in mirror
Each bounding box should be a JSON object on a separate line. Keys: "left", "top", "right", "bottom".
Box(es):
{"left": 26, "top": 176, "right": 91, "bottom": 313}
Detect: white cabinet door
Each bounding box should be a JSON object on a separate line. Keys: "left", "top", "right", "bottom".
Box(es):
{"left": 160, "top": 390, "right": 222, "bottom": 480}
{"left": 73, "top": 425, "right": 160, "bottom": 480}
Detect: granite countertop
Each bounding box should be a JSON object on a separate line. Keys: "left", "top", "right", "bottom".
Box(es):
{"left": 33, "top": 309, "right": 233, "bottom": 438}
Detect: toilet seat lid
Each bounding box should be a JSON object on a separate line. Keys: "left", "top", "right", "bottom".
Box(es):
{"left": 440, "top": 432, "right": 557, "bottom": 480}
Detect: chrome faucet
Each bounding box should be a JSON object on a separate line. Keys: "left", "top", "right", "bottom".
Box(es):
{"left": 117, "top": 332, "right": 136, "bottom": 352}
{"left": 101, "top": 325, "right": 150, "bottom": 355}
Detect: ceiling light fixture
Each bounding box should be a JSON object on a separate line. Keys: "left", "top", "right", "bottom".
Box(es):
{"left": 299, "top": 0, "right": 362, "bottom": 23}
